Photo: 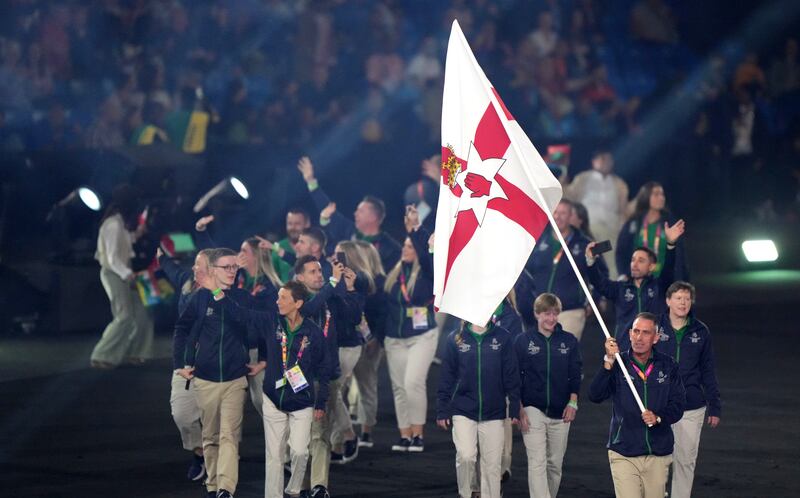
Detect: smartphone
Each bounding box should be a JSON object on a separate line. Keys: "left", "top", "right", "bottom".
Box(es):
{"left": 335, "top": 251, "right": 347, "bottom": 267}
{"left": 591, "top": 240, "right": 612, "bottom": 256}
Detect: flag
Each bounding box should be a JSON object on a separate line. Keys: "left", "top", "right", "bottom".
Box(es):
{"left": 433, "top": 20, "right": 563, "bottom": 325}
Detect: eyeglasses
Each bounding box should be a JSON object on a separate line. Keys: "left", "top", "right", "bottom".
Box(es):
{"left": 213, "top": 264, "right": 239, "bottom": 273}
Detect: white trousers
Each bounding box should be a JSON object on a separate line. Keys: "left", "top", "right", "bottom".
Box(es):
{"left": 670, "top": 406, "right": 706, "bottom": 498}
{"left": 452, "top": 416, "right": 504, "bottom": 498}
{"left": 169, "top": 372, "right": 203, "bottom": 451}
{"left": 558, "top": 308, "right": 587, "bottom": 341}
{"left": 384, "top": 328, "right": 438, "bottom": 428}
{"left": 91, "top": 268, "right": 153, "bottom": 365}
{"left": 521, "top": 406, "right": 571, "bottom": 498}
{"left": 262, "top": 395, "right": 313, "bottom": 498}
{"left": 330, "top": 345, "right": 362, "bottom": 447}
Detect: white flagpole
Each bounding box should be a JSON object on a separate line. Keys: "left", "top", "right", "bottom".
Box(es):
{"left": 451, "top": 21, "right": 647, "bottom": 417}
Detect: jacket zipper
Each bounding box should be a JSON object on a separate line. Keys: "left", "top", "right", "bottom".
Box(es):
{"left": 475, "top": 333, "right": 484, "bottom": 422}
{"left": 545, "top": 336, "right": 552, "bottom": 414}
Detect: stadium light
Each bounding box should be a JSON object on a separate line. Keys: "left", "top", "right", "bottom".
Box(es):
{"left": 46, "top": 186, "right": 103, "bottom": 221}
{"left": 193, "top": 176, "right": 250, "bottom": 213}
{"left": 741, "top": 240, "right": 778, "bottom": 263}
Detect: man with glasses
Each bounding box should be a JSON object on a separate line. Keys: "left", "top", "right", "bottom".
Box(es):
{"left": 589, "top": 312, "right": 686, "bottom": 498}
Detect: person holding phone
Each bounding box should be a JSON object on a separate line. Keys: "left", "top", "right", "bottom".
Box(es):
{"left": 525, "top": 199, "right": 601, "bottom": 341}
{"left": 380, "top": 205, "right": 437, "bottom": 453}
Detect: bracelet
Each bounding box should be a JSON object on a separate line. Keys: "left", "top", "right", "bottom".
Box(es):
{"left": 212, "top": 288, "right": 223, "bottom": 297}
{"left": 568, "top": 400, "right": 578, "bottom": 410}
{"left": 307, "top": 179, "right": 319, "bottom": 191}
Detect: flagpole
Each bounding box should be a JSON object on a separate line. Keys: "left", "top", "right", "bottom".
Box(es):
{"left": 485, "top": 104, "right": 649, "bottom": 418}
{"left": 450, "top": 21, "right": 647, "bottom": 418}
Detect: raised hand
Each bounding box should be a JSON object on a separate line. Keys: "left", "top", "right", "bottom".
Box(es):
{"left": 404, "top": 204, "right": 420, "bottom": 233}
{"left": 664, "top": 219, "right": 685, "bottom": 244}
{"left": 343, "top": 268, "right": 357, "bottom": 291}
{"left": 195, "top": 215, "right": 215, "bottom": 232}
{"left": 297, "top": 156, "right": 316, "bottom": 183}
{"left": 321, "top": 202, "right": 337, "bottom": 220}
{"left": 255, "top": 235, "right": 273, "bottom": 251}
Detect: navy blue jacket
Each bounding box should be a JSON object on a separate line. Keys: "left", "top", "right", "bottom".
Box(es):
{"left": 262, "top": 317, "right": 330, "bottom": 412}
{"left": 310, "top": 185, "right": 401, "bottom": 270}
{"left": 616, "top": 214, "right": 690, "bottom": 282}
{"left": 157, "top": 254, "right": 195, "bottom": 315}
{"left": 382, "top": 227, "right": 436, "bottom": 341}
{"left": 515, "top": 324, "right": 582, "bottom": 419}
{"left": 363, "top": 273, "right": 387, "bottom": 342}
{"left": 491, "top": 299, "right": 523, "bottom": 337}
{"left": 172, "top": 288, "right": 268, "bottom": 382}
{"left": 588, "top": 247, "right": 676, "bottom": 336}
{"left": 654, "top": 313, "right": 721, "bottom": 417}
{"left": 526, "top": 228, "right": 598, "bottom": 311}
{"left": 589, "top": 350, "right": 686, "bottom": 457}
{"left": 436, "top": 324, "right": 521, "bottom": 422}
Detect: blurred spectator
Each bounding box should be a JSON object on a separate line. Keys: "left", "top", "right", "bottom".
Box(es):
{"left": 407, "top": 37, "right": 442, "bottom": 90}
{"left": 31, "top": 100, "right": 82, "bottom": 150}
{"left": 630, "top": 0, "right": 678, "bottom": 45}
{"left": 733, "top": 53, "right": 767, "bottom": 96}
{"left": 85, "top": 96, "right": 124, "bottom": 149}
{"left": 130, "top": 99, "right": 168, "bottom": 145}
{"left": 768, "top": 38, "right": 800, "bottom": 98}
{"left": 527, "top": 11, "right": 559, "bottom": 58}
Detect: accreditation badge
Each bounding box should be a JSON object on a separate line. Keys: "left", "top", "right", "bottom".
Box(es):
{"left": 410, "top": 307, "right": 429, "bottom": 330}
{"left": 285, "top": 365, "right": 310, "bottom": 393}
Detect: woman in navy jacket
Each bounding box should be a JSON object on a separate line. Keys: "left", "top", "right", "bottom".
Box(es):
{"left": 436, "top": 320, "right": 520, "bottom": 498}
{"left": 515, "top": 293, "right": 582, "bottom": 498}
{"left": 656, "top": 282, "right": 721, "bottom": 498}
{"left": 381, "top": 206, "right": 437, "bottom": 452}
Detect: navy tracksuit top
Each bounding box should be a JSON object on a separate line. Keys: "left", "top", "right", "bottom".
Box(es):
{"left": 436, "top": 323, "right": 521, "bottom": 422}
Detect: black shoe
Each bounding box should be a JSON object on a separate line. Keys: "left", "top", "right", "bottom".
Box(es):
{"left": 358, "top": 432, "right": 374, "bottom": 448}
{"left": 408, "top": 435, "right": 424, "bottom": 452}
{"left": 298, "top": 491, "right": 311, "bottom": 498}
{"left": 330, "top": 450, "right": 345, "bottom": 464}
{"left": 391, "top": 437, "right": 412, "bottom": 452}
{"left": 310, "top": 485, "right": 331, "bottom": 498}
{"left": 187, "top": 453, "right": 206, "bottom": 481}
{"left": 342, "top": 437, "right": 359, "bottom": 462}
{"left": 206, "top": 492, "right": 216, "bottom": 498}
{"left": 501, "top": 469, "right": 511, "bottom": 483}
{"left": 217, "top": 490, "right": 233, "bottom": 498}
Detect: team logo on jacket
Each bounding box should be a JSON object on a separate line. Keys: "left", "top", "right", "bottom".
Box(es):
{"left": 658, "top": 331, "right": 670, "bottom": 342}
{"left": 624, "top": 289, "right": 634, "bottom": 302}
{"left": 558, "top": 342, "right": 569, "bottom": 354}
{"left": 458, "top": 342, "right": 471, "bottom": 353}
{"left": 539, "top": 240, "right": 550, "bottom": 251}
{"left": 572, "top": 244, "right": 581, "bottom": 256}
{"left": 527, "top": 341, "right": 540, "bottom": 355}
{"left": 690, "top": 332, "right": 701, "bottom": 343}
{"left": 657, "top": 371, "right": 668, "bottom": 384}
{"left": 647, "top": 288, "right": 655, "bottom": 298}
{"left": 206, "top": 307, "right": 214, "bottom": 316}
{"left": 490, "top": 338, "right": 501, "bottom": 351}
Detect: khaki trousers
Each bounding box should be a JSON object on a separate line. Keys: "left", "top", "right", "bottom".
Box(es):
{"left": 452, "top": 416, "right": 504, "bottom": 498}
{"left": 169, "top": 372, "right": 202, "bottom": 451}
{"left": 670, "top": 407, "right": 706, "bottom": 498}
{"left": 330, "top": 346, "right": 362, "bottom": 447}
{"left": 609, "top": 450, "right": 672, "bottom": 498}
{"left": 91, "top": 268, "right": 153, "bottom": 365}
{"left": 384, "top": 328, "right": 438, "bottom": 428}
{"left": 352, "top": 345, "right": 384, "bottom": 428}
{"left": 558, "top": 308, "right": 587, "bottom": 341}
{"left": 247, "top": 348, "right": 265, "bottom": 417}
{"left": 304, "top": 379, "right": 337, "bottom": 489}
{"left": 262, "top": 395, "right": 313, "bottom": 498}
{"left": 522, "top": 406, "right": 571, "bottom": 498}
{"left": 194, "top": 376, "right": 248, "bottom": 494}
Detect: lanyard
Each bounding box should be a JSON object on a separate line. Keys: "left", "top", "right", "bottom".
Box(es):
{"left": 630, "top": 360, "right": 654, "bottom": 382}
{"left": 399, "top": 267, "right": 412, "bottom": 303}
{"left": 281, "top": 323, "right": 306, "bottom": 372}
{"left": 641, "top": 222, "right": 662, "bottom": 256}
{"left": 322, "top": 309, "right": 331, "bottom": 338}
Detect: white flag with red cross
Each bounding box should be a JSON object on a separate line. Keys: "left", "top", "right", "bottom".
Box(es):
{"left": 433, "top": 20, "right": 563, "bottom": 326}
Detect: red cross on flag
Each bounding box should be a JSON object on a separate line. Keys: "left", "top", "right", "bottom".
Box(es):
{"left": 433, "top": 20, "right": 563, "bottom": 326}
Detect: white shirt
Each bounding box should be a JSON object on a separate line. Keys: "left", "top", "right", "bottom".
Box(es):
{"left": 95, "top": 213, "right": 135, "bottom": 280}
{"left": 566, "top": 170, "right": 629, "bottom": 228}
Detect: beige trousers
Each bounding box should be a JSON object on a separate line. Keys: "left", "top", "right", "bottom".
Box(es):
{"left": 262, "top": 395, "right": 313, "bottom": 498}
{"left": 670, "top": 407, "right": 706, "bottom": 498}
{"left": 609, "top": 450, "right": 672, "bottom": 498}
{"left": 522, "top": 406, "right": 571, "bottom": 498}
{"left": 194, "top": 376, "right": 248, "bottom": 494}
{"left": 384, "top": 328, "right": 438, "bottom": 428}
{"left": 247, "top": 348, "right": 265, "bottom": 417}
{"left": 330, "top": 346, "right": 362, "bottom": 447}
{"left": 452, "top": 416, "right": 504, "bottom": 498}
{"left": 91, "top": 268, "right": 153, "bottom": 365}
{"left": 352, "top": 345, "right": 384, "bottom": 428}
{"left": 304, "top": 379, "right": 338, "bottom": 489}
{"left": 169, "top": 372, "right": 202, "bottom": 451}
